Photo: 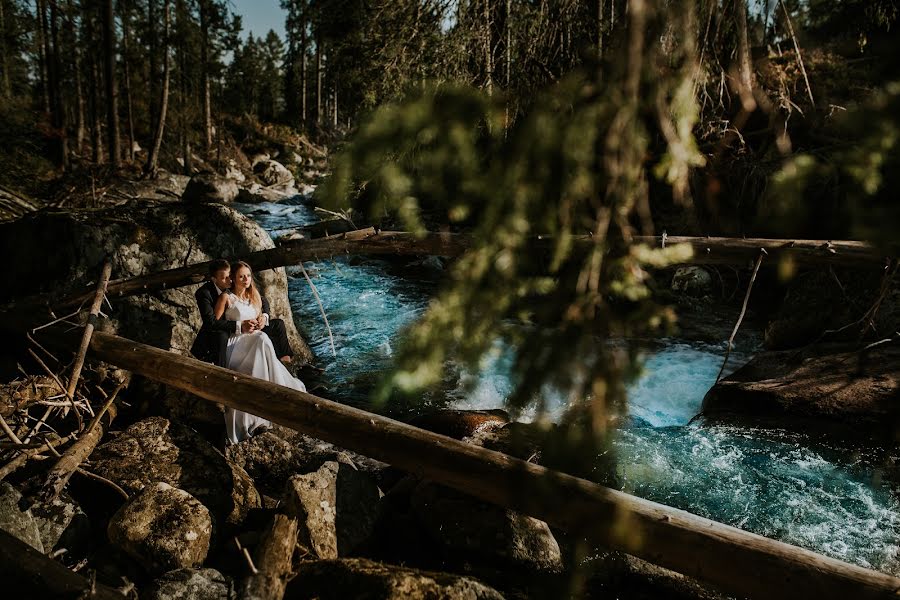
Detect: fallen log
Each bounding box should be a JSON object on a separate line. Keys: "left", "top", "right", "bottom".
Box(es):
{"left": 73, "top": 329, "right": 900, "bottom": 600}
{"left": 45, "top": 231, "right": 893, "bottom": 312}
{"left": 0, "top": 528, "right": 126, "bottom": 599}
{"left": 239, "top": 476, "right": 306, "bottom": 600}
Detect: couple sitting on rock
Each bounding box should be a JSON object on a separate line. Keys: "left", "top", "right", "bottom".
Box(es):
{"left": 190, "top": 259, "right": 307, "bottom": 444}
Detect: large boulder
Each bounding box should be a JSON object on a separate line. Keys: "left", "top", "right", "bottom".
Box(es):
{"left": 288, "top": 461, "right": 382, "bottom": 559}
{"left": 90, "top": 417, "right": 261, "bottom": 529}
{"left": 108, "top": 482, "right": 212, "bottom": 575}
{"left": 253, "top": 159, "right": 294, "bottom": 187}
{"left": 144, "top": 568, "right": 233, "bottom": 600}
{"left": 285, "top": 558, "right": 505, "bottom": 600}
{"left": 30, "top": 491, "right": 91, "bottom": 555}
{"left": 0, "top": 483, "right": 43, "bottom": 552}
{"left": 0, "top": 200, "right": 313, "bottom": 365}
{"left": 182, "top": 173, "right": 240, "bottom": 204}
{"left": 701, "top": 344, "right": 900, "bottom": 438}
{"left": 410, "top": 482, "right": 563, "bottom": 573}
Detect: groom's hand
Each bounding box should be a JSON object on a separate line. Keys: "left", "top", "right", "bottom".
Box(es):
{"left": 241, "top": 321, "right": 257, "bottom": 334}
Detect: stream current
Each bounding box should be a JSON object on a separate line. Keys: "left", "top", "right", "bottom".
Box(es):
{"left": 235, "top": 199, "right": 900, "bottom": 576}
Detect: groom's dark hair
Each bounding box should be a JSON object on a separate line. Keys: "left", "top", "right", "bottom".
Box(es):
{"left": 208, "top": 258, "right": 230, "bottom": 276}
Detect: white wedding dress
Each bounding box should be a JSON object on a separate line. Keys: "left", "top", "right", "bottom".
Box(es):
{"left": 222, "top": 293, "right": 307, "bottom": 444}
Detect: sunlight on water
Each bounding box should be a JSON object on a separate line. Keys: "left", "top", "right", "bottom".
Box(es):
{"left": 236, "top": 198, "right": 900, "bottom": 576}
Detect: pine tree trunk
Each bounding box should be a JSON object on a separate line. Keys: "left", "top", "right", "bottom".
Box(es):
{"left": 148, "top": 0, "right": 158, "bottom": 131}
{"left": 37, "top": 0, "right": 51, "bottom": 114}
{"left": 0, "top": 0, "right": 11, "bottom": 98}
{"left": 315, "top": 33, "right": 322, "bottom": 126}
{"left": 734, "top": 0, "right": 756, "bottom": 103}
{"left": 178, "top": 1, "right": 191, "bottom": 176}
{"left": 199, "top": 0, "right": 211, "bottom": 152}
{"left": 145, "top": 0, "right": 170, "bottom": 175}
{"left": 483, "top": 0, "right": 492, "bottom": 95}
{"left": 300, "top": 20, "right": 307, "bottom": 128}
{"left": 90, "top": 52, "right": 103, "bottom": 163}
{"left": 122, "top": 11, "right": 135, "bottom": 162}
{"left": 49, "top": 0, "right": 69, "bottom": 170}
{"left": 66, "top": 0, "right": 84, "bottom": 154}
{"left": 103, "top": 0, "right": 120, "bottom": 168}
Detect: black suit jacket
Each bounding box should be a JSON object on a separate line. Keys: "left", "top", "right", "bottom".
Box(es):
{"left": 190, "top": 281, "right": 271, "bottom": 363}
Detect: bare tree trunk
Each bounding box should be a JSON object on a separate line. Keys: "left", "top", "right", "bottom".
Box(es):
{"left": 483, "top": 0, "right": 492, "bottom": 95}
{"left": 300, "top": 19, "right": 307, "bottom": 127}
{"left": 315, "top": 32, "right": 322, "bottom": 126}
{"left": 122, "top": 9, "right": 135, "bottom": 162}
{"left": 148, "top": 0, "right": 158, "bottom": 130}
{"left": 0, "top": 0, "right": 11, "bottom": 98}
{"left": 36, "top": 0, "right": 51, "bottom": 114}
{"left": 733, "top": 0, "right": 756, "bottom": 109}
{"left": 145, "top": 0, "right": 170, "bottom": 175}
{"left": 49, "top": 0, "right": 68, "bottom": 170}
{"left": 103, "top": 0, "right": 120, "bottom": 168}
{"left": 178, "top": 17, "right": 192, "bottom": 176}
{"left": 199, "top": 0, "right": 211, "bottom": 152}
{"left": 597, "top": 0, "right": 605, "bottom": 57}
{"left": 90, "top": 52, "right": 103, "bottom": 163}
{"left": 332, "top": 74, "right": 337, "bottom": 127}
{"left": 66, "top": 0, "right": 84, "bottom": 154}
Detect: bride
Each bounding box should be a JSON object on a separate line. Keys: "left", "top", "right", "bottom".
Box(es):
{"left": 214, "top": 260, "right": 307, "bottom": 443}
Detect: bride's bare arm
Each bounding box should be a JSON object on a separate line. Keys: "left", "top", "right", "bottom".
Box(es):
{"left": 214, "top": 293, "right": 229, "bottom": 319}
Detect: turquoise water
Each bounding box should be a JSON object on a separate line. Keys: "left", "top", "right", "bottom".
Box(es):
{"left": 234, "top": 200, "right": 900, "bottom": 576}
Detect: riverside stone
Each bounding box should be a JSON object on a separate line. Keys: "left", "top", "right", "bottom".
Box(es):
{"left": 702, "top": 344, "right": 900, "bottom": 438}
{"left": 144, "top": 568, "right": 233, "bottom": 600}
{"left": 253, "top": 158, "right": 294, "bottom": 186}
{"left": 91, "top": 417, "right": 261, "bottom": 529}
{"left": 290, "top": 461, "right": 382, "bottom": 559}
{"left": 411, "top": 481, "right": 563, "bottom": 573}
{"left": 0, "top": 482, "right": 43, "bottom": 552}
{"left": 182, "top": 173, "right": 240, "bottom": 204}
{"left": 285, "top": 558, "right": 505, "bottom": 600}
{"left": 108, "top": 482, "right": 212, "bottom": 575}
{"left": 30, "top": 491, "right": 90, "bottom": 554}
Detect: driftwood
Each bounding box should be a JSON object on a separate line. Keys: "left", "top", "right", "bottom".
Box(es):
{"left": 0, "top": 528, "right": 126, "bottom": 599}
{"left": 72, "top": 329, "right": 900, "bottom": 600}
{"left": 38, "top": 376, "right": 129, "bottom": 503}
{"left": 239, "top": 477, "right": 306, "bottom": 600}
{"left": 64, "top": 261, "right": 113, "bottom": 412}
{"left": 45, "top": 231, "right": 893, "bottom": 312}
{"left": 0, "top": 434, "right": 76, "bottom": 481}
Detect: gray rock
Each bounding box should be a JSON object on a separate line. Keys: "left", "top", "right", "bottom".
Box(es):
{"left": 289, "top": 461, "right": 382, "bottom": 559}
{"left": 236, "top": 182, "right": 299, "bottom": 204}
{"left": 108, "top": 482, "right": 212, "bottom": 575}
{"left": 671, "top": 266, "right": 713, "bottom": 296}
{"left": 0, "top": 483, "right": 43, "bottom": 552}
{"left": 0, "top": 200, "right": 313, "bottom": 368}
{"left": 108, "top": 169, "right": 191, "bottom": 202}
{"left": 141, "top": 569, "right": 234, "bottom": 600}
{"left": 253, "top": 159, "right": 294, "bottom": 187}
{"left": 30, "top": 491, "right": 90, "bottom": 554}
{"left": 144, "top": 568, "right": 233, "bottom": 600}
{"left": 411, "top": 482, "right": 562, "bottom": 572}
{"left": 91, "top": 417, "right": 261, "bottom": 529}
{"left": 285, "top": 558, "right": 505, "bottom": 600}
{"left": 182, "top": 174, "right": 240, "bottom": 204}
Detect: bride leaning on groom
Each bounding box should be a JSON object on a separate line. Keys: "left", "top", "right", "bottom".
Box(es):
{"left": 190, "top": 258, "right": 307, "bottom": 444}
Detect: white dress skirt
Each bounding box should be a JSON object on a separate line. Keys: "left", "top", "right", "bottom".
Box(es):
{"left": 222, "top": 293, "right": 307, "bottom": 443}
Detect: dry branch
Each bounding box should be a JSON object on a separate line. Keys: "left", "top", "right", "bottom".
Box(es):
{"left": 72, "top": 329, "right": 900, "bottom": 600}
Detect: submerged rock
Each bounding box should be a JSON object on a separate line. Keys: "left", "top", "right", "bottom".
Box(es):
{"left": 108, "top": 482, "right": 212, "bottom": 575}
{"left": 0, "top": 482, "right": 43, "bottom": 552}
{"left": 144, "top": 568, "right": 233, "bottom": 600}
{"left": 91, "top": 417, "right": 261, "bottom": 529}
{"left": 284, "top": 558, "right": 505, "bottom": 600}
{"left": 702, "top": 344, "right": 900, "bottom": 438}
{"left": 410, "top": 481, "right": 563, "bottom": 573}
{"left": 289, "top": 461, "right": 382, "bottom": 559}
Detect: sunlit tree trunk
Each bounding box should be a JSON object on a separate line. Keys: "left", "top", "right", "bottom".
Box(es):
{"left": 148, "top": 0, "right": 158, "bottom": 131}
{"left": 199, "top": 0, "right": 212, "bottom": 152}
{"left": 146, "top": 0, "right": 170, "bottom": 175}
{"left": 483, "top": 0, "right": 492, "bottom": 95}
{"left": 734, "top": 0, "right": 756, "bottom": 106}
{"left": 37, "top": 0, "right": 51, "bottom": 114}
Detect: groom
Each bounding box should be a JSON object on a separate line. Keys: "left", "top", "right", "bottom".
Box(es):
{"left": 190, "top": 258, "right": 294, "bottom": 367}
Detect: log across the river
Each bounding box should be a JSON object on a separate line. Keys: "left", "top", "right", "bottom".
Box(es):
{"left": 49, "top": 229, "right": 894, "bottom": 311}
{"left": 71, "top": 329, "right": 900, "bottom": 600}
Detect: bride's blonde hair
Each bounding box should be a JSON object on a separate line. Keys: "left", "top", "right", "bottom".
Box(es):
{"left": 230, "top": 261, "right": 262, "bottom": 317}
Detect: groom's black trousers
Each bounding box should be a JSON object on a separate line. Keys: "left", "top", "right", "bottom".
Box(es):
{"left": 263, "top": 318, "right": 294, "bottom": 360}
